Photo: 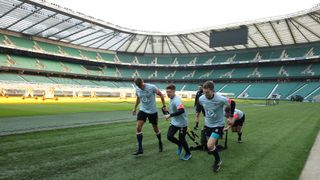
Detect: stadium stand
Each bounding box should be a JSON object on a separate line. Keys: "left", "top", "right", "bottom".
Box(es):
{"left": 0, "top": 1, "right": 319, "bottom": 101}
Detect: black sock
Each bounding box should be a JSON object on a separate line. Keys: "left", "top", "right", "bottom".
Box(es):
{"left": 156, "top": 132, "right": 162, "bottom": 143}
{"left": 212, "top": 149, "right": 220, "bottom": 163}
{"left": 238, "top": 132, "right": 242, "bottom": 140}
{"left": 195, "top": 122, "right": 199, "bottom": 128}
{"left": 137, "top": 133, "right": 143, "bottom": 151}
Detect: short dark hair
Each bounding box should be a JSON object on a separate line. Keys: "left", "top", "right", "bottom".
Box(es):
{"left": 134, "top": 78, "right": 143, "bottom": 86}
{"left": 166, "top": 84, "right": 176, "bottom": 90}
{"left": 203, "top": 81, "right": 214, "bottom": 90}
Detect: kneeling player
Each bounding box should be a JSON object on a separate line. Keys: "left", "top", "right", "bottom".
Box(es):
{"left": 164, "top": 84, "right": 192, "bottom": 161}
{"left": 224, "top": 107, "right": 245, "bottom": 143}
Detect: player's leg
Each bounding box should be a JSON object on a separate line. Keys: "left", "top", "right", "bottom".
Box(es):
{"left": 194, "top": 112, "right": 200, "bottom": 130}
{"left": 207, "top": 127, "right": 223, "bottom": 172}
{"left": 237, "top": 126, "right": 243, "bottom": 143}
{"left": 150, "top": 112, "right": 163, "bottom": 152}
{"left": 133, "top": 111, "right": 146, "bottom": 155}
{"left": 134, "top": 120, "right": 145, "bottom": 155}
{"left": 179, "top": 127, "right": 192, "bottom": 160}
{"left": 167, "top": 125, "right": 182, "bottom": 155}
{"left": 237, "top": 115, "right": 245, "bottom": 143}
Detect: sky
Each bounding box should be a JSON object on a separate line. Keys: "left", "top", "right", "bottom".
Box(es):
{"left": 46, "top": 0, "right": 320, "bottom": 33}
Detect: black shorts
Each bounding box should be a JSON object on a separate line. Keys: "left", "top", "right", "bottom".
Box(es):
{"left": 137, "top": 111, "right": 158, "bottom": 125}
{"left": 204, "top": 126, "right": 224, "bottom": 139}
{"left": 232, "top": 114, "right": 245, "bottom": 127}
{"left": 196, "top": 105, "right": 205, "bottom": 116}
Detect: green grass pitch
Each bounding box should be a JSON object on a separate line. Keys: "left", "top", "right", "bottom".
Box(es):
{"left": 0, "top": 101, "right": 319, "bottom": 179}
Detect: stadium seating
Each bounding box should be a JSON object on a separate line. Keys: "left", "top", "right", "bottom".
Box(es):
{"left": 245, "top": 83, "right": 277, "bottom": 99}
{"left": 272, "top": 82, "right": 305, "bottom": 99}
{"left": 289, "top": 82, "right": 320, "bottom": 100}
{"left": 219, "top": 83, "right": 249, "bottom": 97}
{"left": 1, "top": 32, "right": 320, "bottom": 66}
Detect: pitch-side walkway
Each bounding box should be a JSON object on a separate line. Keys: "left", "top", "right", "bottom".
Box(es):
{"left": 299, "top": 131, "right": 320, "bottom": 180}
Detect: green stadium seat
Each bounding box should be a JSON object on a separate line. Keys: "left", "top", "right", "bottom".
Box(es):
{"left": 0, "top": 73, "right": 25, "bottom": 82}
{"left": 246, "top": 83, "right": 277, "bottom": 99}
{"left": 37, "top": 41, "right": 61, "bottom": 54}
{"left": 6, "top": 35, "right": 34, "bottom": 50}
{"left": 234, "top": 52, "right": 256, "bottom": 61}
{"left": 273, "top": 82, "right": 305, "bottom": 99}
{"left": 20, "top": 74, "right": 55, "bottom": 83}
{"left": 219, "top": 83, "right": 249, "bottom": 97}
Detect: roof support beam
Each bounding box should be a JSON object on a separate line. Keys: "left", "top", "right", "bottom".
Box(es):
{"left": 81, "top": 32, "right": 112, "bottom": 46}
{"left": 253, "top": 24, "right": 270, "bottom": 46}
{"left": 0, "top": 1, "right": 24, "bottom": 19}
{"left": 150, "top": 36, "right": 155, "bottom": 54}
{"left": 124, "top": 34, "right": 137, "bottom": 52}
{"left": 57, "top": 26, "right": 92, "bottom": 41}
{"left": 288, "top": 19, "right": 309, "bottom": 42}
{"left": 164, "top": 36, "right": 173, "bottom": 54}
{"left": 248, "top": 35, "right": 259, "bottom": 47}
{"left": 291, "top": 17, "right": 320, "bottom": 39}
{"left": 180, "top": 36, "right": 199, "bottom": 53}
{"left": 47, "top": 21, "right": 85, "bottom": 38}
{"left": 161, "top": 36, "right": 164, "bottom": 54}
{"left": 143, "top": 36, "right": 150, "bottom": 54}
{"left": 6, "top": 7, "right": 42, "bottom": 29}
{"left": 91, "top": 33, "right": 116, "bottom": 47}
{"left": 167, "top": 36, "right": 181, "bottom": 54}
{"left": 134, "top": 36, "right": 148, "bottom": 53}
{"left": 309, "top": 13, "right": 320, "bottom": 24}
{"left": 106, "top": 34, "right": 132, "bottom": 49}
{"left": 34, "top": 17, "right": 73, "bottom": 36}
{"left": 192, "top": 33, "right": 214, "bottom": 51}
{"left": 183, "top": 35, "right": 208, "bottom": 52}
{"left": 285, "top": 19, "right": 296, "bottom": 44}
{"left": 177, "top": 35, "right": 190, "bottom": 53}
{"left": 20, "top": 12, "right": 58, "bottom": 33}
{"left": 116, "top": 34, "right": 134, "bottom": 51}
{"left": 71, "top": 29, "right": 104, "bottom": 44}
{"left": 269, "top": 21, "right": 283, "bottom": 45}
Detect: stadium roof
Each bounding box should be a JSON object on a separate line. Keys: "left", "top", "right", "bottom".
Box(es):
{"left": 1, "top": 0, "right": 320, "bottom": 54}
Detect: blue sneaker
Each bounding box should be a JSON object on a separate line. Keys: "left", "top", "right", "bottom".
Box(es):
{"left": 181, "top": 154, "right": 192, "bottom": 161}
{"left": 176, "top": 146, "right": 182, "bottom": 156}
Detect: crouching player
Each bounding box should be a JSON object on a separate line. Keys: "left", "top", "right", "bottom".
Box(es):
{"left": 224, "top": 107, "right": 245, "bottom": 143}
{"left": 164, "top": 84, "right": 192, "bottom": 161}
{"left": 199, "top": 81, "right": 235, "bottom": 172}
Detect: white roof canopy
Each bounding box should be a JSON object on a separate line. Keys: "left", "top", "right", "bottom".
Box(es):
{"left": 0, "top": 0, "right": 320, "bottom": 54}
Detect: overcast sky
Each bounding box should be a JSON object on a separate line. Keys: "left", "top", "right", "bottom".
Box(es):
{"left": 47, "top": 0, "right": 319, "bottom": 32}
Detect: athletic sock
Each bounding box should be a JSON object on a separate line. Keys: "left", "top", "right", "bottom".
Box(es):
{"left": 238, "top": 132, "right": 242, "bottom": 140}
{"left": 156, "top": 132, "right": 162, "bottom": 143}
{"left": 137, "top": 132, "right": 143, "bottom": 151}
{"left": 212, "top": 149, "right": 221, "bottom": 163}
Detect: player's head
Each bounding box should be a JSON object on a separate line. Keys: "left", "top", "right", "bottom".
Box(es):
{"left": 134, "top": 77, "right": 144, "bottom": 89}
{"left": 166, "top": 84, "right": 176, "bottom": 98}
{"left": 198, "top": 84, "right": 203, "bottom": 91}
{"left": 224, "top": 107, "right": 231, "bottom": 118}
{"left": 203, "top": 81, "right": 214, "bottom": 99}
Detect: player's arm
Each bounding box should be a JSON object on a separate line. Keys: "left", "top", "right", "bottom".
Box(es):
{"left": 165, "top": 103, "right": 185, "bottom": 120}
{"left": 224, "top": 113, "right": 238, "bottom": 131}
{"left": 132, "top": 96, "right": 140, "bottom": 115}
{"left": 156, "top": 89, "right": 167, "bottom": 110}
{"left": 224, "top": 98, "right": 236, "bottom": 122}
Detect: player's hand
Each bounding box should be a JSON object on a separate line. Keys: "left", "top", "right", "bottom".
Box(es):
{"left": 132, "top": 109, "right": 136, "bottom": 116}
{"left": 162, "top": 106, "right": 168, "bottom": 113}
{"left": 223, "top": 127, "right": 229, "bottom": 131}
{"left": 227, "top": 118, "right": 234, "bottom": 125}
{"left": 164, "top": 114, "right": 171, "bottom": 120}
